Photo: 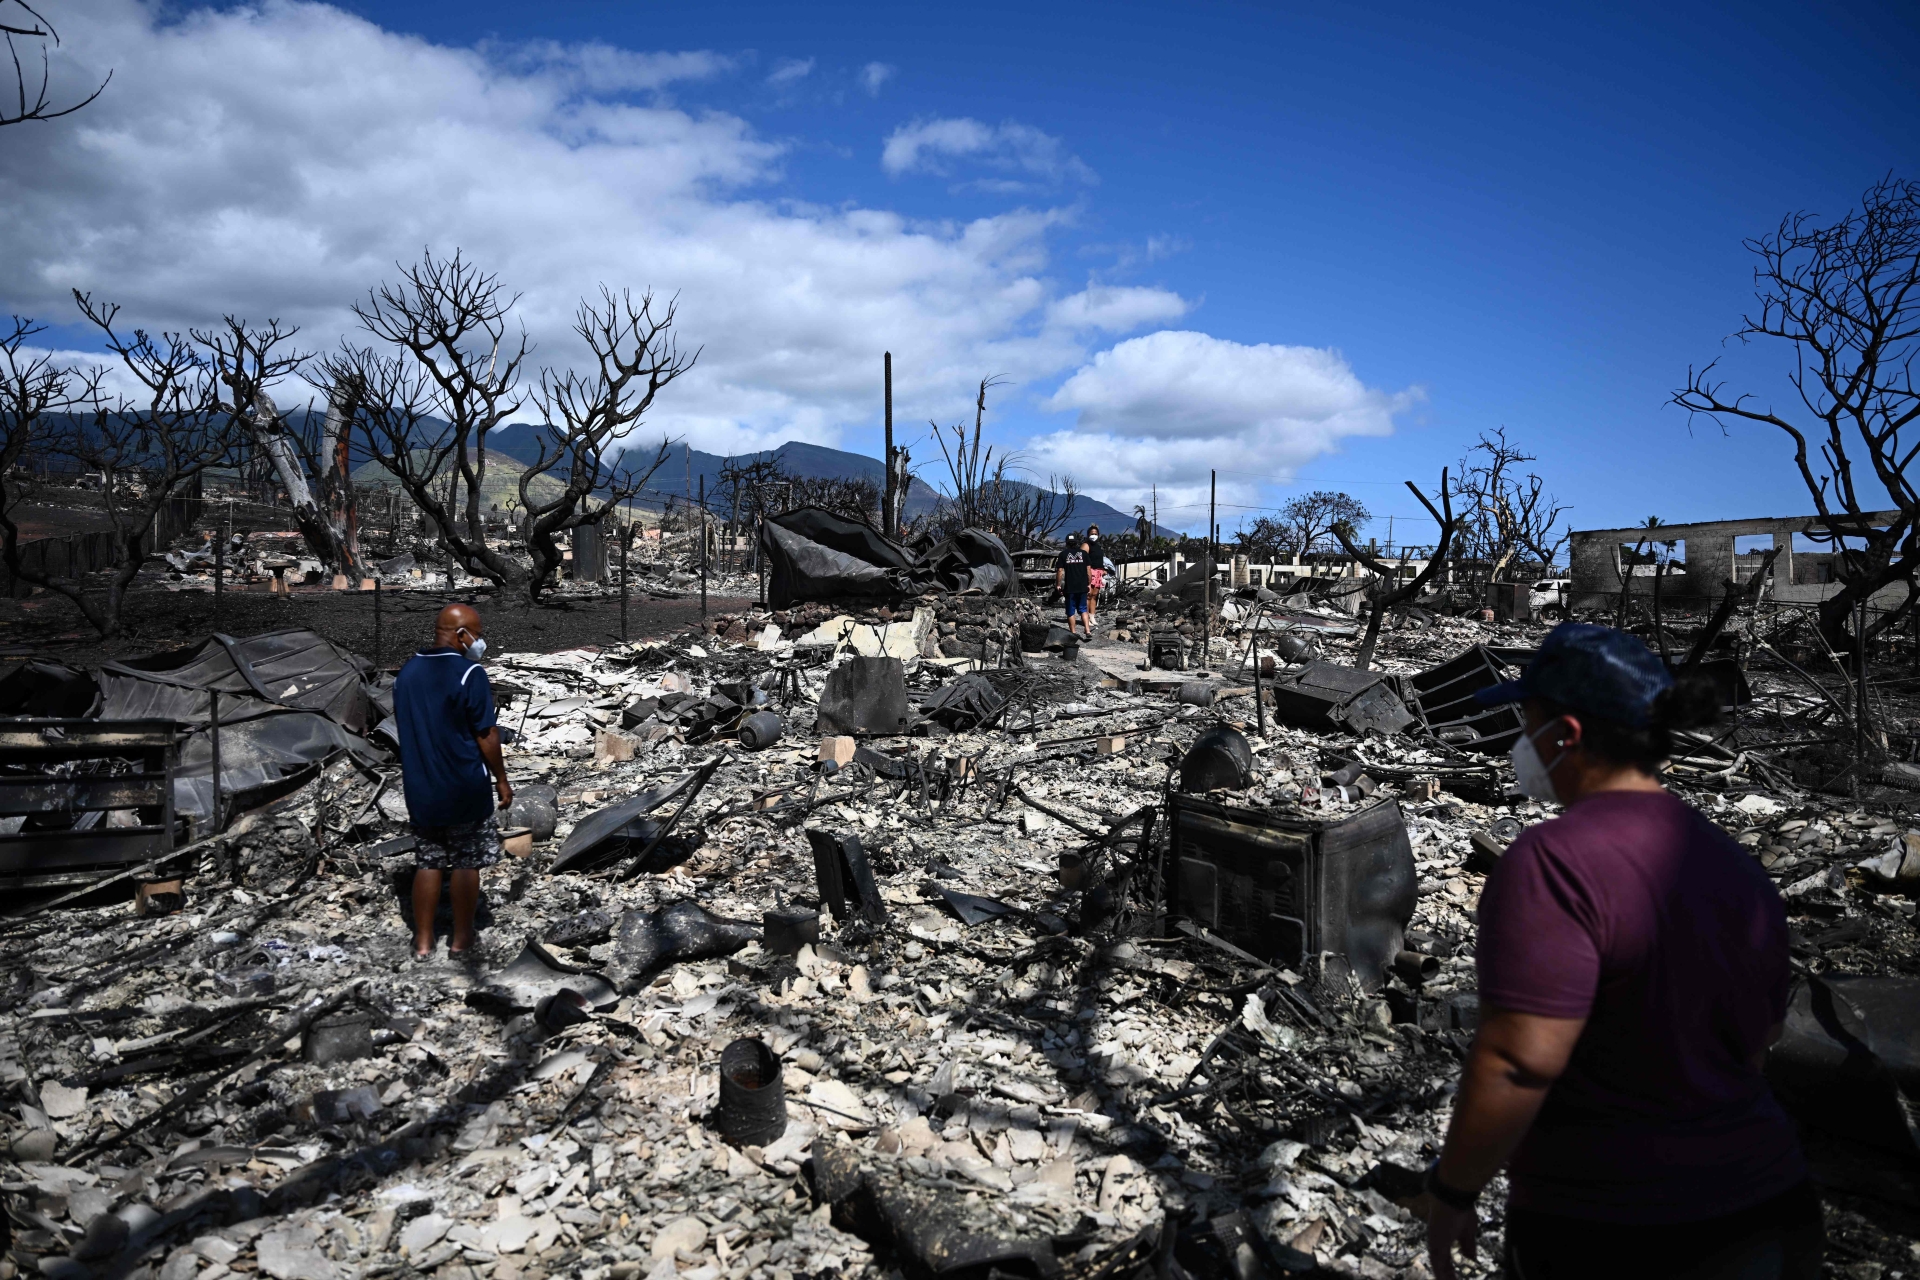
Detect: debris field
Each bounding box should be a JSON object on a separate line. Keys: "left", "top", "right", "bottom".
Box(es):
{"left": 3, "top": 572, "right": 1918, "bottom": 1280}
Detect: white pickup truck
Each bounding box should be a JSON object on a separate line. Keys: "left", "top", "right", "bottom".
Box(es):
{"left": 1530, "top": 578, "right": 1570, "bottom": 620}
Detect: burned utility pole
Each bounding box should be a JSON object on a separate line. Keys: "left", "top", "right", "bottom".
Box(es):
{"left": 213, "top": 501, "right": 226, "bottom": 631}
{"left": 699, "top": 474, "right": 708, "bottom": 618}
{"left": 883, "top": 352, "right": 895, "bottom": 539}
{"left": 881, "top": 352, "right": 910, "bottom": 541}
{"left": 1203, "top": 470, "right": 1216, "bottom": 670}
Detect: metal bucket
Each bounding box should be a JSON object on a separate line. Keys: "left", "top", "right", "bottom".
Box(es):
{"left": 716, "top": 1038, "right": 787, "bottom": 1148}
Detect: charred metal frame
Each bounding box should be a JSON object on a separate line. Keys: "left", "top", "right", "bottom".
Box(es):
{"left": 1404, "top": 644, "right": 1527, "bottom": 754}
{"left": 0, "top": 720, "right": 184, "bottom": 886}
{"left": 1165, "top": 794, "right": 1416, "bottom": 991}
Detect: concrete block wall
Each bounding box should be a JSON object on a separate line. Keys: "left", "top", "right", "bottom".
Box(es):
{"left": 1570, "top": 510, "right": 1901, "bottom": 612}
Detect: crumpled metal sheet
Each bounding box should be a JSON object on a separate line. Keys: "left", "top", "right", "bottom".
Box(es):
{"left": 550, "top": 779, "right": 695, "bottom": 874}
{"left": 467, "top": 939, "right": 618, "bottom": 1016}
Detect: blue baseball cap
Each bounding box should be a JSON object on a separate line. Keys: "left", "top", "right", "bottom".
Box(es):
{"left": 1475, "top": 622, "right": 1673, "bottom": 728}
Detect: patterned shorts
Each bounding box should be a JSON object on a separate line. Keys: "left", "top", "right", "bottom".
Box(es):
{"left": 411, "top": 814, "right": 503, "bottom": 871}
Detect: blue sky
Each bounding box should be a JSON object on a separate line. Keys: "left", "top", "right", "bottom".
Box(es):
{"left": 5, "top": 0, "right": 1917, "bottom": 539}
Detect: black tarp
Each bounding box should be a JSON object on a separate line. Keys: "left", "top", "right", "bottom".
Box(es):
{"left": 762, "top": 509, "right": 913, "bottom": 609}
{"left": 905, "top": 529, "right": 1019, "bottom": 598}
{"left": 0, "top": 660, "right": 99, "bottom": 718}
{"left": 94, "top": 630, "right": 383, "bottom": 820}
{"left": 101, "top": 630, "right": 373, "bottom": 731}
{"left": 760, "top": 508, "right": 1019, "bottom": 608}
{"left": 1766, "top": 974, "right": 1920, "bottom": 1157}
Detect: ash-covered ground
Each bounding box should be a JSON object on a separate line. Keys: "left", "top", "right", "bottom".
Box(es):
{"left": 2, "top": 582, "right": 1917, "bottom": 1280}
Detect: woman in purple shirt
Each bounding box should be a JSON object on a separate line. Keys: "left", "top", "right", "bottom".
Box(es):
{"left": 1425, "top": 623, "right": 1817, "bottom": 1280}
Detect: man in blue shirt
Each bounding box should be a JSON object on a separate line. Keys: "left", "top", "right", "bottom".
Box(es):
{"left": 394, "top": 604, "right": 512, "bottom": 958}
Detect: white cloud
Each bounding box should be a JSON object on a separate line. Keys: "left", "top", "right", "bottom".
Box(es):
{"left": 491, "top": 43, "right": 733, "bottom": 95}
{"left": 1036, "top": 330, "right": 1420, "bottom": 512}
{"left": 881, "top": 116, "right": 1095, "bottom": 186}
{"left": 766, "top": 56, "right": 813, "bottom": 87}
{"left": 859, "top": 61, "right": 895, "bottom": 96}
{"left": 1044, "top": 286, "right": 1188, "bottom": 335}
{"left": 0, "top": 0, "right": 1180, "bottom": 459}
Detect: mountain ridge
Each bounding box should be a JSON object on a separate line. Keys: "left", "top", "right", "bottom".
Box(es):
{"left": 475, "top": 428, "right": 1144, "bottom": 533}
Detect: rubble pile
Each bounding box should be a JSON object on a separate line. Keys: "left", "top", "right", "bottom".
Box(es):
{"left": 3, "top": 589, "right": 1918, "bottom": 1280}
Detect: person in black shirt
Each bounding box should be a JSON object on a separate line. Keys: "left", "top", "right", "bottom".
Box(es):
{"left": 1055, "top": 535, "right": 1091, "bottom": 638}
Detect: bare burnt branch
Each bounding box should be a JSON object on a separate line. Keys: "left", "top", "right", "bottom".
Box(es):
{"left": 345, "top": 250, "right": 533, "bottom": 589}
{"left": 1, "top": 298, "right": 291, "bottom": 635}
{"left": 1, "top": 0, "right": 108, "bottom": 127}
{"left": 1673, "top": 176, "right": 1920, "bottom": 649}
{"left": 1333, "top": 468, "right": 1457, "bottom": 670}
{"left": 520, "top": 287, "right": 694, "bottom": 599}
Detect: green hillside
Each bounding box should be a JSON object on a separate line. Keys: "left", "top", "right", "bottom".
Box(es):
{"left": 351, "top": 451, "right": 570, "bottom": 512}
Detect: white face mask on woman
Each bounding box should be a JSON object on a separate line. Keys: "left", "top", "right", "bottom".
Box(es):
{"left": 1510, "top": 721, "right": 1569, "bottom": 803}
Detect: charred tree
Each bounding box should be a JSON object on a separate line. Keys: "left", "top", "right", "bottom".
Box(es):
{"left": 1332, "top": 468, "right": 1458, "bottom": 671}
{"left": 930, "top": 377, "right": 1004, "bottom": 531}
{"left": 785, "top": 472, "right": 881, "bottom": 522}
{"left": 0, "top": 315, "right": 88, "bottom": 584}
{"left": 1674, "top": 176, "right": 1920, "bottom": 651}
{"left": 927, "top": 376, "right": 1075, "bottom": 551}
{"left": 330, "top": 250, "right": 530, "bottom": 591}
{"left": 0, "top": 297, "right": 295, "bottom": 637}
{"left": 520, "top": 288, "right": 692, "bottom": 601}
{"left": 1452, "top": 427, "right": 1569, "bottom": 581}
{"left": 318, "top": 373, "right": 366, "bottom": 577}
{"left": 206, "top": 321, "right": 369, "bottom": 576}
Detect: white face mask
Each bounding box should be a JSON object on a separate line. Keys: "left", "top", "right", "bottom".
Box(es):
{"left": 1510, "top": 721, "right": 1568, "bottom": 803}
{"left": 458, "top": 631, "right": 487, "bottom": 662}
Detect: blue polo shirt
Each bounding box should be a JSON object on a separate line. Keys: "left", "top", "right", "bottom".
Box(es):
{"left": 393, "top": 646, "right": 498, "bottom": 827}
